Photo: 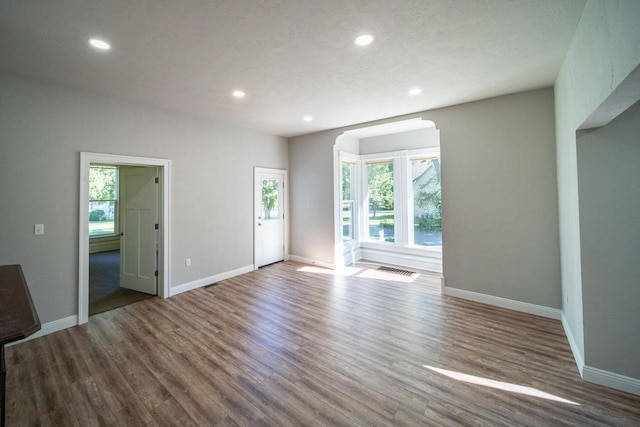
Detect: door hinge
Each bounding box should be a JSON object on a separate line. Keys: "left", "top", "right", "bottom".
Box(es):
{"left": 155, "top": 223, "right": 159, "bottom": 230}
{"left": 155, "top": 270, "right": 158, "bottom": 277}
{"left": 155, "top": 177, "right": 159, "bottom": 184}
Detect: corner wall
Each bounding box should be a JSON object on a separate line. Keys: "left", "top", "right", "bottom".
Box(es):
{"left": 577, "top": 101, "right": 640, "bottom": 381}
{"left": 554, "top": 0, "right": 640, "bottom": 386}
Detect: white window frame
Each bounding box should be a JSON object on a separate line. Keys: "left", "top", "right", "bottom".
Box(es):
{"left": 407, "top": 150, "right": 442, "bottom": 247}
{"left": 341, "top": 161, "right": 357, "bottom": 243}
{"left": 89, "top": 165, "right": 119, "bottom": 239}
{"left": 334, "top": 151, "right": 361, "bottom": 267}
{"left": 359, "top": 148, "right": 440, "bottom": 250}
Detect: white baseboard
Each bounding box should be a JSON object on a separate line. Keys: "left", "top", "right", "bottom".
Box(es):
{"left": 337, "top": 247, "right": 362, "bottom": 268}
{"left": 288, "top": 254, "right": 335, "bottom": 269}
{"left": 89, "top": 239, "right": 119, "bottom": 254}
{"left": 443, "top": 286, "right": 561, "bottom": 320}
{"left": 170, "top": 264, "right": 254, "bottom": 296}
{"left": 7, "top": 315, "right": 78, "bottom": 346}
{"left": 583, "top": 365, "right": 640, "bottom": 396}
{"left": 561, "top": 312, "right": 585, "bottom": 375}
{"left": 360, "top": 246, "right": 442, "bottom": 273}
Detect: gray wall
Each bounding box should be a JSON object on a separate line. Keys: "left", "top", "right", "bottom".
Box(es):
{"left": 554, "top": 0, "right": 640, "bottom": 372}
{"left": 577, "top": 101, "right": 640, "bottom": 379}
{"left": 289, "top": 88, "right": 561, "bottom": 308}
{"left": 0, "top": 74, "right": 287, "bottom": 324}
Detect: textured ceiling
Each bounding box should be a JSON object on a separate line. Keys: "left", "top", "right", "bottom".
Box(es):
{"left": 0, "top": 0, "right": 586, "bottom": 137}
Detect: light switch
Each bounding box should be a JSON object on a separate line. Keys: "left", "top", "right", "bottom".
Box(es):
{"left": 34, "top": 224, "right": 44, "bottom": 235}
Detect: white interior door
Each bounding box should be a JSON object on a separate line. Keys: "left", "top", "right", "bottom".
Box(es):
{"left": 255, "top": 168, "right": 286, "bottom": 268}
{"left": 119, "top": 166, "right": 158, "bottom": 294}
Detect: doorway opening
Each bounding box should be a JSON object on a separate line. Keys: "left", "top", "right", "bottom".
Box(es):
{"left": 79, "top": 153, "right": 171, "bottom": 325}
{"left": 88, "top": 164, "right": 158, "bottom": 315}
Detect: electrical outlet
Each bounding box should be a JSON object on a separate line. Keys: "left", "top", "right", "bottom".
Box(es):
{"left": 34, "top": 224, "right": 44, "bottom": 235}
{"left": 185, "top": 258, "right": 191, "bottom": 267}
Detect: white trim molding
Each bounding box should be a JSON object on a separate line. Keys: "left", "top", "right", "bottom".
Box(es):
{"left": 170, "top": 265, "right": 254, "bottom": 296}
{"left": 443, "top": 286, "right": 562, "bottom": 320}
{"left": 561, "top": 312, "right": 585, "bottom": 375}
{"left": 583, "top": 366, "right": 640, "bottom": 396}
{"left": 79, "top": 152, "right": 171, "bottom": 325}
{"left": 360, "top": 244, "right": 442, "bottom": 273}
{"left": 7, "top": 315, "right": 78, "bottom": 347}
{"left": 288, "top": 255, "right": 335, "bottom": 270}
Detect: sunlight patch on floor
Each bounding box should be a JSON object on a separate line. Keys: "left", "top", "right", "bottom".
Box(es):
{"left": 297, "top": 266, "right": 362, "bottom": 276}
{"left": 424, "top": 366, "right": 580, "bottom": 406}
{"left": 297, "top": 265, "right": 419, "bottom": 283}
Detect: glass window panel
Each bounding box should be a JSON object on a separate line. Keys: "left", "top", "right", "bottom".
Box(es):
{"left": 341, "top": 162, "right": 356, "bottom": 242}
{"left": 342, "top": 200, "right": 354, "bottom": 241}
{"left": 89, "top": 166, "right": 117, "bottom": 200}
{"left": 261, "top": 179, "right": 279, "bottom": 220}
{"left": 342, "top": 162, "right": 353, "bottom": 200}
{"left": 89, "top": 200, "right": 116, "bottom": 236}
{"left": 367, "top": 162, "right": 394, "bottom": 243}
{"left": 412, "top": 158, "right": 442, "bottom": 246}
{"left": 89, "top": 166, "right": 118, "bottom": 237}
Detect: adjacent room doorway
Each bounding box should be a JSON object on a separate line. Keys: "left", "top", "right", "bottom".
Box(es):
{"left": 79, "top": 153, "right": 171, "bottom": 325}
{"left": 254, "top": 167, "right": 287, "bottom": 268}
{"left": 88, "top": 165, "right": 158, "bottom": 316}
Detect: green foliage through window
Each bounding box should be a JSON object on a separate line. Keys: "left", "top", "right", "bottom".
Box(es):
{"left": 367, "top": 162, "right": 394, "bottom": 218}
{"left": 261, "top": 179, "right": 279, "bottom": 219}
{"left": 89, "top": 166, "right": 118, "bottom": 237}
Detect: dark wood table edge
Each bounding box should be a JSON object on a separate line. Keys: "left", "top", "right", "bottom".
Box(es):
{"left": 1, "top": 265, "right": 41, "bottom": 427}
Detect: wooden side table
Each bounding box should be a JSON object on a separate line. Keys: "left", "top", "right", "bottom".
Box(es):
{"left": 0, "top": 265, "right": 41, "bottom": 427}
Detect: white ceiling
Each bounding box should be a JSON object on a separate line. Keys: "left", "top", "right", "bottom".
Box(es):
{"left": 0, "top": 0, "right": 586, "bottom": 137}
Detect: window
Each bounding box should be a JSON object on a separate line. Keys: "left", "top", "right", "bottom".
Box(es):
{"left": 89, "top": 166, "right": 118, "bottom": 237}
{"left": 261, "top": 178, "right": 280, "bottom": 220}
{"left": 341, "top": 162, "right": 356, "bottom": 241}
{"left": 411, "top": 158, "right": 442, "bottom": 246}
{"left": 344, "top": 148, "right": 440, "bottom": 250}
{"left": 366, "top": 161, "right": 395, "bottom": 243}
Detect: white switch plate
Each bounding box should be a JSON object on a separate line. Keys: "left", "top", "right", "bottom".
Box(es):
{"left": 185, "top": 258, "right": 191, "bottom": 267}
{"left": 35, "top": 224, "right": 44, "bottom": 235}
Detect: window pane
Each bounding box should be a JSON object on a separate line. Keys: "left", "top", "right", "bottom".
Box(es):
{"left": 342, "top": 162, "right": 353, "bottom": 200}
{"left": 342, "top": 200, "right": 354, "bottom": 241}
{"left": 261, "top": 179, "right": 279, "bottom": 220}
{"left": 341, "top": 162, "right": 356, "bottom": 242}
{"left": 89, "top": 200, "right": 116, "bottom": 236}
{"left": 89, "top": 166, "right": 117, "bottom": 200}
{"left": 412, "top": 158, "right": 442, "bottom": 246}
{"left": 367, "top": 162, "right": 394, "bottom": 243}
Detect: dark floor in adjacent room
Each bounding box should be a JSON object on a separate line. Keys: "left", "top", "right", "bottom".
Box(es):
{"left": 89, "top": 250, "right": 153, "bottom": 315}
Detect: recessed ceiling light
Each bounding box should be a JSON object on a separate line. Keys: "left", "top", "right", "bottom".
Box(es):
{"left": 303, "top": 116, "right": 313, "bottom": 122}
{"left": 88, "top": 38, "right": 111, "bottom": 51}
{"left": 232, "top": 90, "right": 246, "bottom": 98}
{"left": 354, "top": 34, "right": 374, "bottom": 46}
{"left": 409, "top": 88, "right": 423, "bottom": 95}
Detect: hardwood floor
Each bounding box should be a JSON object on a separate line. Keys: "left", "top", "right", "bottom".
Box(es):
{"left": 6, "top": 261, "right": 640, "bottom": 426}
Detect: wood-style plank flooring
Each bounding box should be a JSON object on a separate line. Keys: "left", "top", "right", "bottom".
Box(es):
{"left": 6, "top": 261, "right": 640, "bottom": 426}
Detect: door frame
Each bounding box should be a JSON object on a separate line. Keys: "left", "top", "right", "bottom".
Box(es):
{"left": 79, "top": 152, "right": 171, "bottom": 324}
{"left": 254, "top": 167, "right": 288, "bottom": 269}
